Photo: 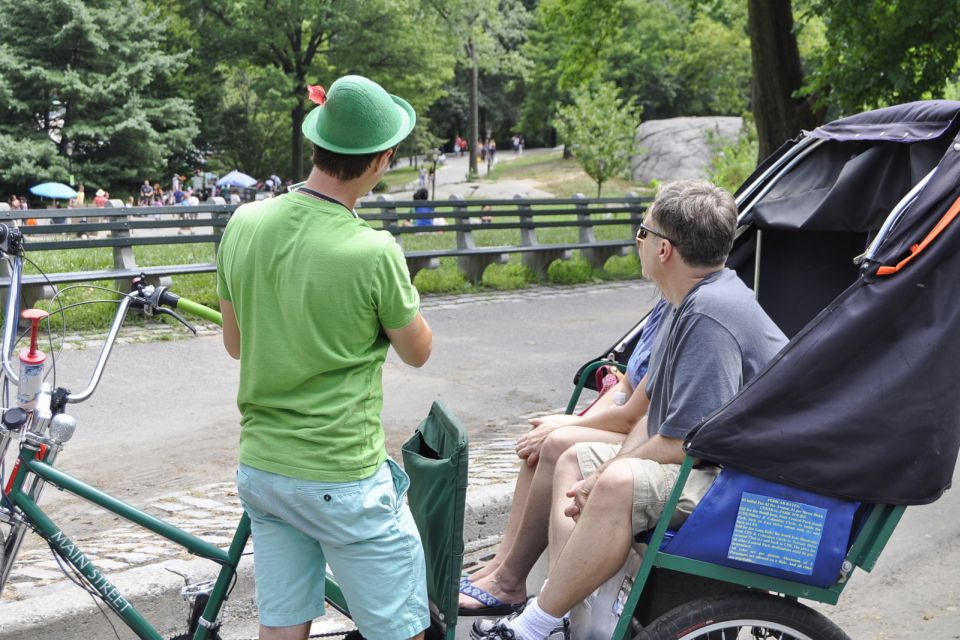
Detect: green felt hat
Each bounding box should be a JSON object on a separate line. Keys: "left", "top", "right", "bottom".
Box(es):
{"left": 301, "top": 75, "right": 416, "bottom": 155}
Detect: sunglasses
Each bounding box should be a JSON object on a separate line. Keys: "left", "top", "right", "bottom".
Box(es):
{"left": 636, "top": 222, "right": 677, "bottom": 245}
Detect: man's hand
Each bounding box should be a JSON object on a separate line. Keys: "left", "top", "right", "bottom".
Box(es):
{"left": 564, "top": 471, "right": 600, "bottom": 522}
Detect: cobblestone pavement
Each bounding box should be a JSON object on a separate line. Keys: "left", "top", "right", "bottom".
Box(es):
{"left": 0, "top": 404, "right": 569, "bottom": 605}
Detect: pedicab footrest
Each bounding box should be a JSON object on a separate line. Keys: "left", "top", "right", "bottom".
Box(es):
{"left": 659, "top": 469, "right": 860, "bottom": 589}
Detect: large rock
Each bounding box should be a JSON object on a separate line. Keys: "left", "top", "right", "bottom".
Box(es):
{"left": 632, "top": 116, "right": 743, "bottom": 184}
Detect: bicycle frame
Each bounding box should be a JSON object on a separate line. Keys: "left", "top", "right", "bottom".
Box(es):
{"left": 0, "top": 244, "right": 361, "bottom": 638}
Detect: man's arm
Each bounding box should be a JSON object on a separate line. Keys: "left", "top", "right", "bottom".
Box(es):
{"left": 220, "top": 299, "right": 240, "bottom": 360}
{"left": 384, "top": 312, "right": 432, "bottom": 368}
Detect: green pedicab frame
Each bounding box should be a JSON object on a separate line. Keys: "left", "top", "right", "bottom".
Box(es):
{"left": 567, "top": 360, "right": 907, "bottom": 639}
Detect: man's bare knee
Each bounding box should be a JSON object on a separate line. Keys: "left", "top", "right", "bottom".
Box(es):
{"left": 589, "top": 459, "right": 635, "bottom": 510}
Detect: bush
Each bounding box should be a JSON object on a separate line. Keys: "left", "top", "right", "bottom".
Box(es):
{"left": 547, "top": 257, "right": 603, "bottom": 285}
{"left": 707, "top": 118, "right": 759, "bottom": 194}
{"left": 412, "top": 259, "right": 470, "bottom": 294}
{"left": 482, "top": 262, "right": 536, "bottom": 289}
{"left": 604, "top": 253, "right": 642, "bottom": 279}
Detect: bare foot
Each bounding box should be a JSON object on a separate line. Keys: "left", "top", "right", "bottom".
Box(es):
{"left": 465, "top": 559, "right": 501, "bottom": 583}
{"left": 458, "top": 571, "right": 527, "bottom": 611}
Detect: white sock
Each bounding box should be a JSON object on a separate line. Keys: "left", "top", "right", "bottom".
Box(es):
{"left": 505, "top": 597, "right": 564, "bottom": 640}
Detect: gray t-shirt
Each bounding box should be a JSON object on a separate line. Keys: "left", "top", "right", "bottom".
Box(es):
{"left": 645, "top": 268, "right": 788, "bottom": 440}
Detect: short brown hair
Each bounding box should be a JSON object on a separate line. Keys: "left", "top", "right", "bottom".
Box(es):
{"left": 648, "top": 180, "right": 737, "bottom": 268}
{"left": 311, "top": 144, "right": 393, "bottom": 181}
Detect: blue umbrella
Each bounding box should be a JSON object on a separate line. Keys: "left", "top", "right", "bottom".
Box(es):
{"left": 30, "top": 182, "right": 77, "bottom": 199}
{"left": 216, "top": 170, "right": 257, "bottom": 188}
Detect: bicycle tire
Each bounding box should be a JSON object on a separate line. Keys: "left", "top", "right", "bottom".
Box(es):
{"left": 635, "top": 591, "right": 850, "bottom": 640}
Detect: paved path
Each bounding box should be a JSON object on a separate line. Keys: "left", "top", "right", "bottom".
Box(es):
{"left": 386, "top": 147, "right": 556, "bottom": 201}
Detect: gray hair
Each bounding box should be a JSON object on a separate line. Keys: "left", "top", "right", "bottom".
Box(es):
{"left": 647, "top": 180, "right": 737, "bottom": 268}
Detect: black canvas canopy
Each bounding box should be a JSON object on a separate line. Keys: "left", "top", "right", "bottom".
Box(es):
{"left": 683, "top": 101, "right": 960, "bottom": 505}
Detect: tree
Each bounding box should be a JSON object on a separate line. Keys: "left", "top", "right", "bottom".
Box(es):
{"left": 427, "top": 0, "right": 531, "bottom": 179}
{"left": 804, "top": 0, "right": 960, "bottom": 113}
{"left": 521, "top": 0, "right": 751, "bottom": 148}
{"left": 747, "top": 0, "right": 820, "bottom": 162}
{"left": 554, "top": 83, "right": 640, "bottom": 197}
{"left": 0, "top": 0, "right": 198, "bottom": 194}
{"left": 195, "top": 0, "right": 454, "bottom": 181}
{"left": 749, "top": 0, "right": 960, "bottom": 162}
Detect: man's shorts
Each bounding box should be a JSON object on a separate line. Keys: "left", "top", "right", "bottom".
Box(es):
{"left": 576, "top": 442, "right": 719, "bottom": 534}
{"left": 236, "top": 459, "right": 430, "bottom": 639}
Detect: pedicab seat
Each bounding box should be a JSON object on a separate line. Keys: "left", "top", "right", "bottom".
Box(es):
{"left": 657, "top": 468, "right": 860, "bottom": 588}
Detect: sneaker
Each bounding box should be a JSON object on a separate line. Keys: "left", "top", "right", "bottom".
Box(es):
{"left": 471, "top": 614, "right": 570, "bottom": 640}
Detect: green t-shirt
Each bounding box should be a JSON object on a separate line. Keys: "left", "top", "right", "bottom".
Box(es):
{"left": 216, "top": 192, "right": 420, "bottom": 482}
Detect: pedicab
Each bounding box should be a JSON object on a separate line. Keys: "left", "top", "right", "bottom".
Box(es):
{"left": 326, "top": 100, "right": 960, "bottom": 639}
{"left": 572, "top": 99, "right": 960, "bottom": 639}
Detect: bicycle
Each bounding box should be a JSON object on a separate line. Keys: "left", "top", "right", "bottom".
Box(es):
{"left": 0, "top": 222, "right": 470, "bottom": 640}
{"left": 0, "top": 223, "right": 356, "bottom": 640}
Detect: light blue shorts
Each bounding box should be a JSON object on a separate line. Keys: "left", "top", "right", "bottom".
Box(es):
{"left": 236, "top": 459, "right": 430, "bottom": 639}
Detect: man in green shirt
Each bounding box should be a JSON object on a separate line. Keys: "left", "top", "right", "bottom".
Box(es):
{"left": 217, "top": 75, "right": 433, "bottom": 640}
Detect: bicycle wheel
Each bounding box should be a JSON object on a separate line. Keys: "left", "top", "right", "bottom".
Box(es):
{"left": 636, "top": 592, "right": 850, "bottom": 640}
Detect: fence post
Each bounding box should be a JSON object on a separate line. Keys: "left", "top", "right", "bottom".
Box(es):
{"left": 451, "top": 194, "right": 474, "bottom": 250}
{"left": 520, "top": 194, "right": 571, "bottom": 279}
{"left": 107, "top": 199, "right": 140, "bottom": 293}
{"left": 452, "top": 194, "right": 505, "bottom": 283}
{"left": 207, "top": 197, "right": 230, "bottom": 258}
{"left": 626, "top": 190, "right": 643, "bottom": 239}
{"left": 574, "top": 193, "right": 595, "bottom": 245}
{"left": 517, "top": 194, "right": 538, "bottom": 247}
{"left": 378, "top": 194, "right": 399, "bottom": 238}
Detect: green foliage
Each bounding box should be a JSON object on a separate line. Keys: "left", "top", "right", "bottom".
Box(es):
{"left": 604, "top": 253, "right": 642, "bottom": 279}
{"left": 669, "top": 10, "right": 751, "bottom": 115}
{"left": 181, "top": 0, "right": 455, "bottom": 180}
{"left": 707, "top": 118, "right": 759, "bottom": 194}
{"left": 481, "top": 261, "right": 536, "bottom": 289}
{"left": 0, "top": 0, "right": 198, "bottom": 194}
{"left": 554, "top": 83, "right": 641, "bottom": 197}
{"left": 546, "top": 257, "right": 603, "bottom": 285}
{"left": 520, "top": 0, "right": 751, "bottom": 146}
{"left": 412, "top": 258, "right": 471, "bottom": 293}
{"left": 802, "top": 1, "right": 960, "bottom": 113}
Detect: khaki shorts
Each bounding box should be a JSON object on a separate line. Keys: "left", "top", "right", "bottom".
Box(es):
{"left": 576, "top": 442, "right": 719, "bottom": 534}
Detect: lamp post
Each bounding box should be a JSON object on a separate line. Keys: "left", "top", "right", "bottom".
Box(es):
{"left": 430, "top": 149, "right": 439, "bottom": 200}
{"left": 65, "top": 141, "right": 74, "bottom": 187}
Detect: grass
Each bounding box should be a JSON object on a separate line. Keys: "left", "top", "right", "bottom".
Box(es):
{"left": 8, "top": 153, "right": 651, "bottom": 334}
{"left": 483, "top": 150, "right": 652, "bottom": 199}
{"left": 380, "top": 166, "right": 419, "bottom": 192}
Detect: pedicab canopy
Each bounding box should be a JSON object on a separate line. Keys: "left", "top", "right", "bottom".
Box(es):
{"left": 680, "top": 101, "right": 960, "bottom": 506}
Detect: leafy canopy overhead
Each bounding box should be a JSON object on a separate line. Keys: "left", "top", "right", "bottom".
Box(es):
{"left": 0, "top": 0, "right": 198, "bottom": 192}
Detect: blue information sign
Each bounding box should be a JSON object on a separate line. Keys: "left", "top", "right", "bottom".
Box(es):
{"left": 727, "top": 492, "right": 827, "bottom": 575}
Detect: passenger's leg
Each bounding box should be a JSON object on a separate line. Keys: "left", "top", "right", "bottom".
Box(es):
{"left": 539, "top": 460, "right": 637, "bottom": 620}
{"left": 466, "top": 460, "right": 536, "bottom": 582}
{"left": 460, "top": 428, "right": 622, "bottom": 609}
{"left": 546, "top": 445, "right": 586, "bottom": 573}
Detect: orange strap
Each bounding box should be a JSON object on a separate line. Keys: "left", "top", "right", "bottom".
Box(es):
{"left": 877, "top": 194, "right": 960, "bottom": 276}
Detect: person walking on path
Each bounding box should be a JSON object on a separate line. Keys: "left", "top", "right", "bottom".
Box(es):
{"left": 216, "top": 75, "right": 433, "bottom": 640}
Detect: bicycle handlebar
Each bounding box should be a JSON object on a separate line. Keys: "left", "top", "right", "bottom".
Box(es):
{"left": 0, "top": 223, "right": 222, "bottom": 408}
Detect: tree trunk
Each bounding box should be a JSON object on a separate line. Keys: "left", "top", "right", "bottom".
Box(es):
{"left": 292, "top": 99, "right": 305, "bottom": 180}
{"left": 467, "top": 40, "right": 479, "bottom": 178}
{"left": 748, "top": 0, "right": 822, "bottom": 162}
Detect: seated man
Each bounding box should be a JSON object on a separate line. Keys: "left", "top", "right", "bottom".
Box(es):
{"left": 478, "top": 180, "right": 788, "bottom": 640}
{"left": 459, "top": 296, "right": 669, "bottom": 615}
